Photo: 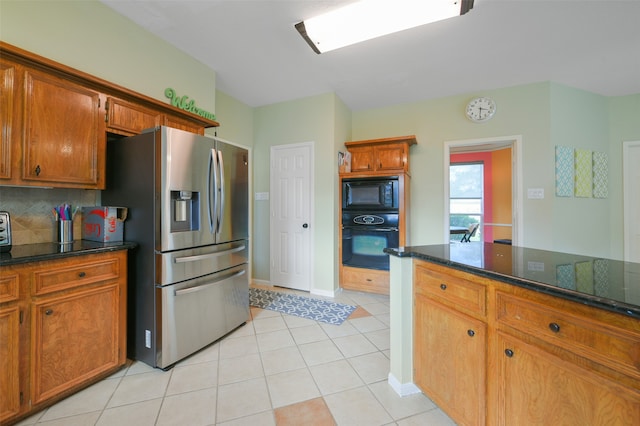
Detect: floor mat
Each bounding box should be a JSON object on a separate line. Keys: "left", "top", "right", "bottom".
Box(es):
{"left": 249, "top": 287, "right": 357, "bottom": 325}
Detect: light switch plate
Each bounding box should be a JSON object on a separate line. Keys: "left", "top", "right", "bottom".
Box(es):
{"left": 527, "top": 188, "right": 544, "bottom": 199}
{"left": 254, "top": 192, "right": 269, "bottom": 201}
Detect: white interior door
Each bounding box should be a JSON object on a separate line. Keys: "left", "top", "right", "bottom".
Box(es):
{"left": 270, "top": 142, "right": 313, "bottom": 291}
{"left": 623, "top": 141, "right": 640, "bottom": 263}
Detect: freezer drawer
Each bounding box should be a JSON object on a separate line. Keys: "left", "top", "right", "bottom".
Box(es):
{"left": 156, "top": 263, "right": 248, "bottom": 368}
{"left": 156, "top": 241, "right": 248, "bottom": 286}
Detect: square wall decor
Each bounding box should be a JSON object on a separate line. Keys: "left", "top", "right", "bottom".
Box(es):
{"left": 574, "top": 149, "right": 593, "bottom": 197}
{"left": 555, "top": 146, "right": 574, "bottom": 197}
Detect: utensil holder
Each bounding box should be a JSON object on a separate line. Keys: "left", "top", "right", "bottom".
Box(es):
{"left": 58, "top": 220, "right": 73, "bottom": 244}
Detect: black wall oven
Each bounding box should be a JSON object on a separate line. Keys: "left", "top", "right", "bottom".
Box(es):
{"left": 342, "top": 212, "right": 399, "bottom": 271}
{"left": 342, "top": 177, "right": 399, "bottom": 211}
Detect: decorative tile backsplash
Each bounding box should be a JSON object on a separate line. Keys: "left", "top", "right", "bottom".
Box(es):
{"left": 0, "top": 187, "right": 97, "bottom": 245}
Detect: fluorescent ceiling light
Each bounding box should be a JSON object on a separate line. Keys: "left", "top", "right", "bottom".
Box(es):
{"left": 296, "top": 0, "right": 475, "bottom": 54}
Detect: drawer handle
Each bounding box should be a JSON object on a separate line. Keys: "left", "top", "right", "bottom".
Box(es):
{"left": 440, "top": 283, "right": 447, "bottom": 290}
{"left": 505, "top": 349, "right": 514, "bottom": 358}
{"left": 467, "top": 329, "right": 475, "bottom": 337}
{"left": 548, "top": 322, "right": 561, "bottom": 333}
{"left": 45, "top": 309, "right": 53, "bottom": 316}
{"left": 78, "top": 271, "right": 86, "bottom": 278}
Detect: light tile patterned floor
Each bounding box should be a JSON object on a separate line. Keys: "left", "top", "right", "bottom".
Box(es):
{"left": 15, "top": 286, "right": 456, "bottom": 426}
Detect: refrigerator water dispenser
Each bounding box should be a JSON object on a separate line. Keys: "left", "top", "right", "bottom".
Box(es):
{"left": 171, "top": 190, "right": 199, "bottom": 232}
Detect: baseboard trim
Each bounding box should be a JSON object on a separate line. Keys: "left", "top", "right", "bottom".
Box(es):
{"left": 388, "top": 373, "right": 421, "bottom": 397}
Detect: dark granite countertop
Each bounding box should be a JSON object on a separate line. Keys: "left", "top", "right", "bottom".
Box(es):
{"left": 0, "top": 240, "right": 137, "bottom": 266}
{"left": 384, "top": 242, "right": 640, "bottom": 319}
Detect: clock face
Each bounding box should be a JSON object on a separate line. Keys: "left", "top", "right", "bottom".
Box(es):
{"left": 466, "top": 97, "right": 496, "bottom": 122}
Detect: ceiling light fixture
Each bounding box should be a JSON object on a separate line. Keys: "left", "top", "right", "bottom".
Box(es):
{"left": 296, "top": 0, "right": 475, "bottom": 54}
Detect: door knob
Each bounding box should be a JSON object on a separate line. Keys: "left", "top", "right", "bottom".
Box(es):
{"left": 302, "top": 223, "right": 309, "bottom": 228}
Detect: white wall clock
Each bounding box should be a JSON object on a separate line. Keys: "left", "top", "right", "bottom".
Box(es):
{"left": 465, "top": 97, "right": 496, "bottom": 122}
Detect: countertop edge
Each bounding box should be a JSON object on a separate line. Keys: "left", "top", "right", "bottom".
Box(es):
{"left": 385, "top": 246, "right": 640, "bottom": 319}
{"left": 1, "top": 241, "right": 138, "bottom": 266}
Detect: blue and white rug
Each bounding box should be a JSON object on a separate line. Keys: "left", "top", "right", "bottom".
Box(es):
{"left": 249, "top": 287, "right": 356, "bottom": 325}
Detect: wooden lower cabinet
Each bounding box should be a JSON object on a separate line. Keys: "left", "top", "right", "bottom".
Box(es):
{"left": 493, "top": 331, "right": 640, "bottom": 425}
{"left": 341, "top": 265, "right": 389, "bottom": 295}
{"left": 31, "top": 283, "right": 122, "bottom": 405}
{"left": 414, "top": 294, "right": 486, "bottom": 426}
{"left": 413, "top": 260, "right": 640, "bottom": 426}
{"left": 0, "top": 305, "right": 21, "bottom": 422}
{"left": 0, "top": 250, "right": 127, "bottom": 425}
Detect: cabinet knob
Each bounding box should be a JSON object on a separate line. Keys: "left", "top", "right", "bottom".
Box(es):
{"left": 548, "top": 322, "right": 561, "bottom": 333}
{"left": 45, "top": 309, "right": 53, "bottom": 316}
{"left": 440, "top": 283, "right": 447, "bottom": 290}
{"left": 505, "top": 348, "right": 514, "bottom": 358}
{"left": 467, "top": 329, "right": 475, "bottom": 337}
{"left": 78, "top": 271, "right": 86, "bottom": 278}
{"left": 35, "top": 165, "right": 41, "bottom": 176}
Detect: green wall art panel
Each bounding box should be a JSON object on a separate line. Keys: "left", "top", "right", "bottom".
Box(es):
{"left": 574, "top": 148, "right": 593, "bottom": 197}
{"left": 592, "top": 151, "right": 608, "bottom": 198}
{"left": 555, "top": 145, "right": 574, "bottom": 197}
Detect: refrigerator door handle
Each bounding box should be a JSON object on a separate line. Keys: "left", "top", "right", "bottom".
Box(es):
{"left": 217, "top": 149, "right": 225, "bottom": 236}
{"left": 207, "top": 148, "right": 218, "bottom": 234}
{"left": 174, "top": 269, "right": 246, "bottom": 296}
{"left": 173, "top": 245, "right": 247, "bottom": 263}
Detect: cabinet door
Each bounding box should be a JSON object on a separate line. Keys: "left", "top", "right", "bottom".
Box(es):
{"left": 349, "top": 146, "right": 374, "bottom": 172}
{"left": 414, "top": 295, "right": 486, "bottom": 426}
{"left": 494, "top": 331, "right": 640, "bottom": 425}
{"left": 30, "top": 284, "right": 121, "bottom": 405}
{"left": 0, "top": 59, "right": 18, "bottom": 181}
{"left": 23, "top": 69, "right": 104, "bottom": 188}
{"left": 375, "top": 144, "right": 406, "bottom": 171}
{"left": 105, "top": 97, "right": 162, "bottom": 136}
{"left": 0, "top": 305, "right": 21, "bottom": 423}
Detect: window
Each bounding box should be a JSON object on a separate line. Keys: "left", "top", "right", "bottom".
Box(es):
{"left": 450, "top": 162, "right": 483, "bottom": 241}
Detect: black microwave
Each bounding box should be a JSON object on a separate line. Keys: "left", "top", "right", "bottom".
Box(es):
{"left": 342, "top": 177, "right": 399, "bottom": 211}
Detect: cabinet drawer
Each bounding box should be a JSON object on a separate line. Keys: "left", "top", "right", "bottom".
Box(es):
{"left": 496, "top": 292, "right": 640, "bottom": 379}
{"left": 0, "top": 272, "right": 19, "bottom": 304}
{"left": 415, "top": 263, "right": 486, "bottom": 317}
{"left": 342, "top": 266, "right": 389, "bottom": 295}
{"left": 32, "top": 257, "right": 121, "bottom": 296}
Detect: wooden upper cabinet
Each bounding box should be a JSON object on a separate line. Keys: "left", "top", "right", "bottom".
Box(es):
{"left": 22, "top": 69, "right": 105, "bottom": 188}
{"left": 164, "top": 115, "right": 205, "bottom": 135}
{"left": 0, "top": 60, "right": 17, "bottom": 181}
{"left": 0, "top": 41, "right": 219, "bottom": 189}
{"left": 344, "top": 135, "right": 417, "bottom": 175}
{"left": 105, "top": 97, "right": 162, "bottom": 136}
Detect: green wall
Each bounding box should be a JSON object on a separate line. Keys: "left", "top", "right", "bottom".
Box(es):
{"left": 252, "top": 93, "right": 350, "bottom": 294}
{"left": 0, "top": 0, "right": 216, "bottom": 112}
{"left": 2, "top": 0, "right": 639, "bottom": 290}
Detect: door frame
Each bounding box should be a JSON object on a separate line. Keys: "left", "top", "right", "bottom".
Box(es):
{"left": 623, "top": 140, "right": 640, "bottom": 263}
{"left": 443, "top": 135, "right": 523, "bottom": 246}
{"left": 269, "top": 141, "right": 315, "bottom": 291}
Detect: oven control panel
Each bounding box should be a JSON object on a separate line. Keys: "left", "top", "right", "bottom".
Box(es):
{"left": 353, "top": 215, "right": 385, "bottom": 225}
{"left": 0, "top": 211, "right": 12, "bottom": 252}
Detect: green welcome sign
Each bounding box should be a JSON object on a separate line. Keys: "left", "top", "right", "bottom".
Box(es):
{"left": 165, "top": 88, "right": 216, "bottom": 121}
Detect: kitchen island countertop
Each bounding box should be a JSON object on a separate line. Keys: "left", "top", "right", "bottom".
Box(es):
{"left": 0, "top": 240, "right": 137, "bottom": 266}
{"left": 384, "top": 242, "right": 640, "bottom": 318}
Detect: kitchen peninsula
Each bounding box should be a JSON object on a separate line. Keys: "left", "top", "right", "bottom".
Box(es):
{"left": 385, "top": 242, "right": 640, "bottom": 426}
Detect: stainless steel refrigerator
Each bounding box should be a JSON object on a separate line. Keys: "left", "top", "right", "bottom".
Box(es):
{"left": 102, "top": 126, "right": 249, "bottom": 369}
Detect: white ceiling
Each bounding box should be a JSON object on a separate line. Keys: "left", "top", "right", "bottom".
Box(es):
{"left": 100, "top": 0, "right": 640, "bottom": 111}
